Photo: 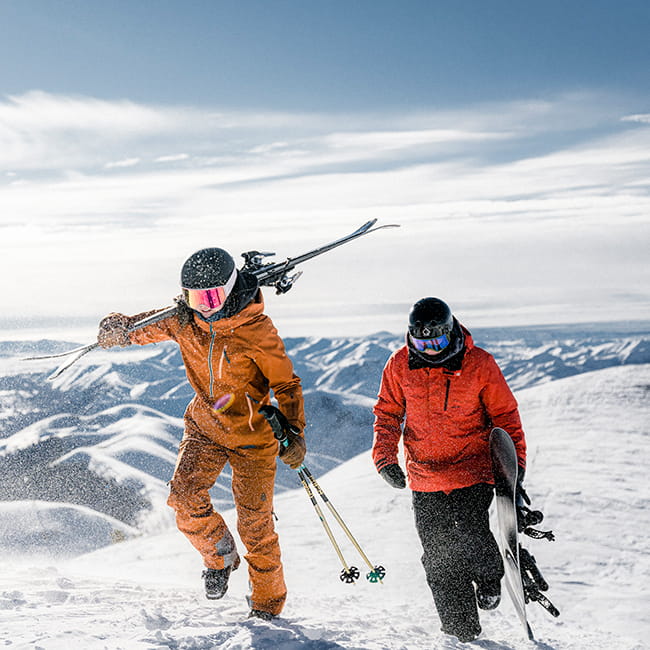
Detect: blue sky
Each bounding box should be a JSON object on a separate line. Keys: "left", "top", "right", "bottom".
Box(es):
{"left": 2, "top": 1, "right": 649, "bottom": 110}
{"left": 1, "top": 1, "right": 649, "bottom": 337}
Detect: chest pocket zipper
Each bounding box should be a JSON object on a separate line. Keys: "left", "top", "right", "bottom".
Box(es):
{"left": 245, "top": 392, "right": 258, "bottom": 431}
{"left": 208, "top": 324, "right": 216, "bottom": 399}
{"left": 443, "top": 377, "right": 451, "bottom": 411}
{"left": 218, "top": 345, "right": 230, "bottom": 379}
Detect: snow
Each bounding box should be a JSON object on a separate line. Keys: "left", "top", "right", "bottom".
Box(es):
{"left": 0, "top": 500, "right": 137, "bottom": 558}
{"left": 0, "top": 360, "right": 648, "bottom": 648}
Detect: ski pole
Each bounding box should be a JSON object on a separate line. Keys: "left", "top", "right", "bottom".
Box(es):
{"left": 298, "top": 465, "right": 385, "bottom": 583}
{"left": 295, "top": 466, "right": 360, "bottom": 584}
{"left": 259, "top": 405, "right": 385, "bottom": 584}
{"left": 259, "top": 404, "right": 359, "bottom": 583}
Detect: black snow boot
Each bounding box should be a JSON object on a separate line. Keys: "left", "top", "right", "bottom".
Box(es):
{"left": 248, "top": 609, "right": 276, "bottom": 621}
{"left": 202, "top": 566, "right": 233, "bottom": 600}
{"left": 441, "top": 621, "right": 481, "bottom": 643}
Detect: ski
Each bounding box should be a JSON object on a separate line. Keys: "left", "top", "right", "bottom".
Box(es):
{"left": 25, "top": 219, "right": 398, "bottom": 379}
{"left": 242, "top": 218, "right": 399, "bottom": 294}
{"left": 490, "top": 427, "right": 535, "bottom": 640}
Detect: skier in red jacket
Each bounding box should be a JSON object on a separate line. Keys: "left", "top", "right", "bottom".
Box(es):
{"left": 372, "top": 297, "right": 526, "bottom": 643}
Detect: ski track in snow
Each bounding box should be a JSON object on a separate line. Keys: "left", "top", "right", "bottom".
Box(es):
{"left": 0, "top": 359, "right": 649, "bottom": 648}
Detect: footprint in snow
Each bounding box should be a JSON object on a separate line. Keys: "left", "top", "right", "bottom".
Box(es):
{"left": 141, "top": 608, "right": 173, "bottom": 631}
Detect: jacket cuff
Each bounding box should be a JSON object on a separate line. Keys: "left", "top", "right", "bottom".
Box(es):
{"left": 375, "top": 458, "right": 394, "bottom": 473}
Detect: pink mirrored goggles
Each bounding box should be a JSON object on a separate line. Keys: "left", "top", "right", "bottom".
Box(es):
{"left": 182, "top": 268, "right": 237, "bottom": 312}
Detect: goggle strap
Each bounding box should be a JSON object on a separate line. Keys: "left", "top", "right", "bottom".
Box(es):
{"left": 222, "top": 266, "right": 238, "bottom": 296}
{"left": 183, "top": 266, "right": 237, "bottom": 294}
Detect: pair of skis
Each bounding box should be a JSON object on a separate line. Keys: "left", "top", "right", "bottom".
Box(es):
{"left": 490, "top": 427, "right": 560, "bottom": 641}
{"left": 25, "top": 219, "right": 398, "bottom": 380}
{"left": 259, "top": 404, "right": 385, "bottom": 585}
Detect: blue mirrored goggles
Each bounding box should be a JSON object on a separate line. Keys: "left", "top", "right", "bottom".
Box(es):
{"left": 411, "top": 333, "right": 450, "bottom": 352}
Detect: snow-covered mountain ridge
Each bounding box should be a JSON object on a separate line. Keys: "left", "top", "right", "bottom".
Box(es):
{"left": 2, "top": 321, "right": 648, "bottom": 433}
{"left": 0, "top": 321, "right": 648, "bottom": 538}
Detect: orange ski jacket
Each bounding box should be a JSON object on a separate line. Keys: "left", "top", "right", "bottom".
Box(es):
{"left": 125, "top": 293, "right": 305, "bottom": 449}
{"left": 372, "top": 329, "right": 525, "bottom": 493}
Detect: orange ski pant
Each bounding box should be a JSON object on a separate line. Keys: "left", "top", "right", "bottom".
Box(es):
{"left": 167, "top": 426, "right": 287, "bottom": 615}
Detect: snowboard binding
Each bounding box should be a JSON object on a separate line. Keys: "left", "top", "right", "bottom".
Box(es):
{"left": 519, "top": 546, "right": 561, "bottom": 617}
{"left": 517, "top": 504, "right": 556, "bottom": 541}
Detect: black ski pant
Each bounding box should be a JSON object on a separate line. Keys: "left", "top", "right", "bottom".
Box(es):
{"left": 412, "top": 483, "right": 503, "bottom": 637}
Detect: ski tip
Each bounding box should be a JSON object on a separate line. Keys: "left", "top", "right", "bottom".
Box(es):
{"left": 351, "top": 219, "right": 377, "bottom": 236}
{"left": 47, "top": 367, "right": 67, "bottom": 381}
{"left": 22, "top": 352, "right": 72, "bottom": 361}
{"left": 362, "top": 221, "right": 401, "bottom": 235}
{"left": 356, "top": 218, "right": 403, "bottom": 233}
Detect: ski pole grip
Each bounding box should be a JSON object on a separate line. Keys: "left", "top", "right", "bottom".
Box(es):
{"left": 258, "top": 404, "right": 298, "bottom": 447}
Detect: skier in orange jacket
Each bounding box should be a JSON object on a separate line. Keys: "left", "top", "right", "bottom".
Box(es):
{"left": 98, "top": 247, "right": 306, "bottom": 620}
{"left": 372, "top": 297, "right": 526, "bottom": 642}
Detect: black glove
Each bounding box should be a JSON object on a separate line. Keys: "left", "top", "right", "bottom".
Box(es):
{"left": 379, "top": 463, "right": 406, "bottom": 489}
{"left": 516, "top": 465, "right": 530, "bottom": 508}
{"left": 515, "top": 467, "right": 546, "bottom": 532}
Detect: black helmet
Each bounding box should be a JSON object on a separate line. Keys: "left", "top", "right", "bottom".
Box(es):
{"left": 181, "top": 248, "right": 236, "bottom": 289}
{"left": 408, "top": 297, "right": 454, "bottom": 339}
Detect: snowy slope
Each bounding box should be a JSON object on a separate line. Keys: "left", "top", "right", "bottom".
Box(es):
{"left": 0, "top": 404, "right": 183, "bottom": 530}
{"left": 517, "top": 364, "right": 650, "bottom": 642}
{"left": 0, "top": 363, "right": 648, "bottom": 649}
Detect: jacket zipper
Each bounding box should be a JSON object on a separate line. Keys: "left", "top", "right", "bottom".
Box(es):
{"left": 245, "top": 392, "right": 256, "bottom": 431}
{"left": 218, "top": 345, "right": 228, "bottom": 379}
{"left": 208, "top": 323, "right": 216, "bottom": 399}
{"left": 443, "top": 377, "right": 451, "bottom": 411}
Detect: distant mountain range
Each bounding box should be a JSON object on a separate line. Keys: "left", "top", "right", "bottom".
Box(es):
{"left": 1, "top": 321, "right": 648, "bottom": 535}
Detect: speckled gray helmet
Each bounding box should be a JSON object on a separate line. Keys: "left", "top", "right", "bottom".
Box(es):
{"left": 181, "top": 248, "right": 236, "bottom": 289}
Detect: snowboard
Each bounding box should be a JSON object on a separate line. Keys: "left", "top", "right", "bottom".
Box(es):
{"left": 490, "top": 427, "right": 535, "bottom": 641}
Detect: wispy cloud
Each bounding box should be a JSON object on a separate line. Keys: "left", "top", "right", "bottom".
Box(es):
{"left": 154, "top": 154, "right": 190, "bottom": 163}
{"left": 1, "top": 90, "right": 648, "bottom": 230}
{"left": 622, "top": 113, "right": 650, "bottom": 124}
{"left": 105, "top": 158, "right": 141, "bottom": 169}
{"left": 0, "top": 91, "right": 171, "bottom": 132}
{"left": 1, "top": 90, "right": 648, "bottom": 327}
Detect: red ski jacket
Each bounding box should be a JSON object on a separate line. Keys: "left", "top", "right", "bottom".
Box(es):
{"left": 372, "top": 329, "right": 526, "bottom": 493}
